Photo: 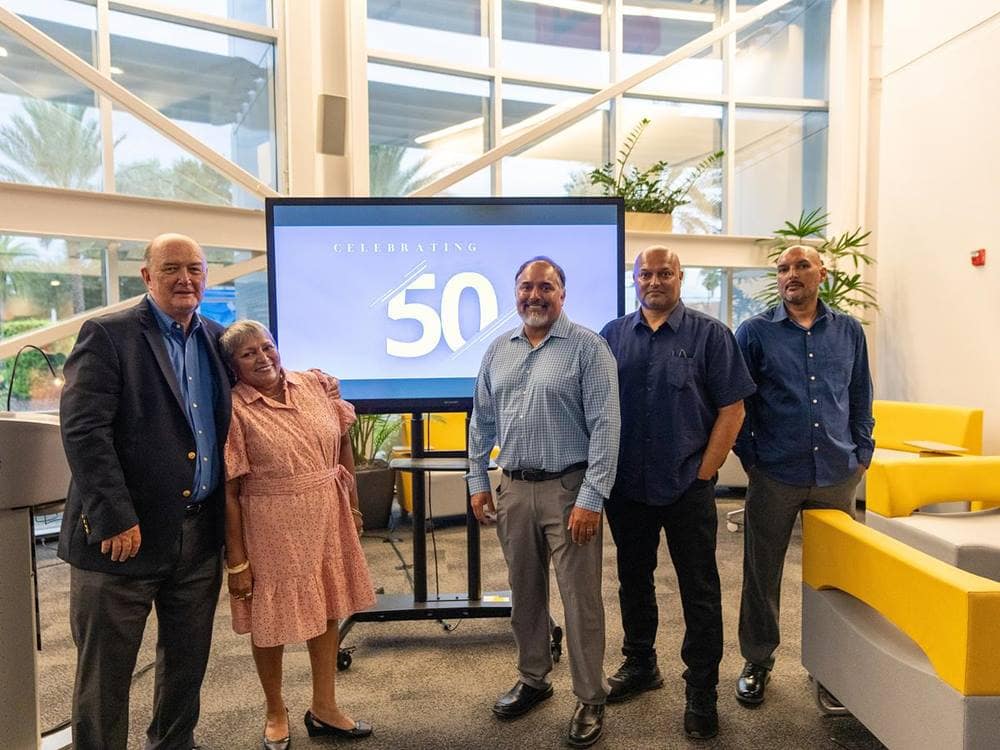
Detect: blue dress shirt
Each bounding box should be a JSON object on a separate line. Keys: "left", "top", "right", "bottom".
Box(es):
{"left": 733, "top": 301, "right": 874, "bottom": 487}
{"left": 601, "top": 303, "right": 756, "bottom": 506}
{"left": 147, "top": 296, "right": 220, "bottom": 502}
{"left": 467, "top": 312, "right": 620, "bottom": 512}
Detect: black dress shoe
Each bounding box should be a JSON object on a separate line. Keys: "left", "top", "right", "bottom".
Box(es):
{"left": 735, "top": 661, "right": 771, "bottom": 706}
{"left": 567, "top": 702, "right": 604, "bottom": 748}
{"left": 607, "top": 656, "right": 664, "bottom": 703}
{"left": 684, "top": 686, "right": 718, "bottom": 740}
{"left": 492, "top": 681, "right": 554, "bottom": 719}
{"left": 303, "top": 710, "right": 373, "bottom": 739}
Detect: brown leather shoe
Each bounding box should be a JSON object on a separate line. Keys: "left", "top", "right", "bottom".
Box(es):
{"left": 567, "top": 702, "right": 604, "bottom": 748}
{"left": 492, "top": 681, "right": 554, "bottom": 719}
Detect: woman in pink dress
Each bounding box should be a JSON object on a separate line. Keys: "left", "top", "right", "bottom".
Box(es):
{"left": 220, "top": 320, "right": 376, "bottom": 749}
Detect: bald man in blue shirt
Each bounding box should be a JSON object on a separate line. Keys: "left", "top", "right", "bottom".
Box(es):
{"left": 733, "top": 245, "right": 874, "bottom": 707}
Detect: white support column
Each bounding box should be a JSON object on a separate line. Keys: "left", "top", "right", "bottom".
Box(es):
{"left": 283, "top": 0, "right": 362, "bottom": 196}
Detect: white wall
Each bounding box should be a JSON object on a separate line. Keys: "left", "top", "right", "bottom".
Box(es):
{"left": 873, "top": 1, "right": 1000, "bottom": 449}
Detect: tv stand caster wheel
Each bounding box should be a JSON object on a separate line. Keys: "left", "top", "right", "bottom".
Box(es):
{"left": 337, "top": 649, "right": 353, "bottom": 671}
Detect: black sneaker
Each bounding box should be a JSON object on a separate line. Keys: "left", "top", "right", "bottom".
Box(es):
{"left": 607, "top": 656, "right": 664, "bottom": 703}
{"left": 684, "top": 686, "right": 719, "bottom": 740}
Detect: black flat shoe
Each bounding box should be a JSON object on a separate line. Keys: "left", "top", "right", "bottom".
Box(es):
{"left": 303, "top": 710, "right": 373, "bottom": 739}
{"left": 263, "top": 708, "right": 290, "bottom": 750}
{"left": 492, "top": 681, "right": 554, "bottom": 719}
{"left": 607, "top": 656, "right": 663, "bottom": 703}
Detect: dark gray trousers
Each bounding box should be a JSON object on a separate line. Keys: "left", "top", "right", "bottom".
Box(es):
{"left": 69, "top": 511, "right": 222, "bottom": 750}
{"left": 495, "top": 469, "right": 609, "bottom": 704}
{"left": 738, "top": 467, "right": 861, "bottom": 669}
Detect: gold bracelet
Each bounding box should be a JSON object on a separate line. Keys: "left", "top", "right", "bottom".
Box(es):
{"left": 225, "top": 560, "right": 250, "bottom": 575}
{"left": 350, "top": 508, "right": 363, "bottom": 519}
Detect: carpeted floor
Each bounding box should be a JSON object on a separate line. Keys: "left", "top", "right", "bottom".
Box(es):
{"left": 35, "top": 497, "right": 885, "bottom": 749}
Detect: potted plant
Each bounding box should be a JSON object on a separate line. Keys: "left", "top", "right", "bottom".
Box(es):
{"left": 349, "top": 413, "right": 401, "bottom": 529}
{"left": 588, "top": 117, "right": 723, "bottom": 233}
{"left": 754, "top": 208, "right": 877, "bottom": 322}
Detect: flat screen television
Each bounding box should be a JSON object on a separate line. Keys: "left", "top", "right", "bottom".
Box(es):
{"left": 266, "top": 197, "right": 625, "bottom": 413}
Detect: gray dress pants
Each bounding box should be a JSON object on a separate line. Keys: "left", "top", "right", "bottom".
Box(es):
{"left": 69, "top": 510, "right": 222, "bottom": 750}
{"left": 738, "top": 466, "right": 862, "bottom": 669}
{"left": 495, "top": 468, "right": 609, "bottom": 704}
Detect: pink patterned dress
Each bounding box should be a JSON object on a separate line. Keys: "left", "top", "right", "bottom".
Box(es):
{"left": 224, "top": 369, "right": 376, "bottom": 647}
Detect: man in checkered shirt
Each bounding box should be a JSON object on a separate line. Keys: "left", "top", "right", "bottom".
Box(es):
{"left": 467, "top": 256, "right": 620, "bottom": 749}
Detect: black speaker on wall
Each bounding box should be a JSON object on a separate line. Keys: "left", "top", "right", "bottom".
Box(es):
{"left": 318, "top": 94, "right": 347, "bottom": 156}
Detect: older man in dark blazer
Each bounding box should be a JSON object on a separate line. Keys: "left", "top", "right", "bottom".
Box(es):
{"left": 58, "top": 233, "right": 232, "bottom": 750}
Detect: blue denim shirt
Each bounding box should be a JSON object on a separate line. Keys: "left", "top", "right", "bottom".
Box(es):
{"left": 147, "top": 296, "right": 220, "bottom": 502}
{"left": 601, "top": 303, "right": 756, "bottom": 506}
{"left": 733, "top": 301, "right": 874, "bottom": 487}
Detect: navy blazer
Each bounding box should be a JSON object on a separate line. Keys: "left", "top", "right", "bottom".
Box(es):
{"left": 57, "top": 298, "right": 232, "bottom": 576}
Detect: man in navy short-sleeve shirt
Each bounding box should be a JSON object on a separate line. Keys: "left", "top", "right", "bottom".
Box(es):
{"left": 600, "top": 246, "right": 755, "bottom": 740}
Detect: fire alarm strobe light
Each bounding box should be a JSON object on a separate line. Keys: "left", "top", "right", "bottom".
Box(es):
{"left": 971, "top": 248, "right": 986, "bottom": 267}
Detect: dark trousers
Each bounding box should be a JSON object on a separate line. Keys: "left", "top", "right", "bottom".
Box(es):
{"left": 738, "top": 467, "right": 861, "bottom": 669}
{"left": 69, "top": 511, "right": 222, "bottom": 750}
{"left": 605, "top": 478, "right": 722, "bottom": 689}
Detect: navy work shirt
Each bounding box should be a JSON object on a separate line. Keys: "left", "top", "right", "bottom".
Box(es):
{"left": 601, "top": 303, "right": 756, "bottom": 506}
{"left": 733, "top": 301, "right": 874, "bottom": 488}
{"left": 148, "top": 296, "right": 221, "bottom": 502}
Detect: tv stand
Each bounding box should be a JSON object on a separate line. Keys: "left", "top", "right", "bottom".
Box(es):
{"left": 338, "top": 413, "right": 511, "bottom": 667}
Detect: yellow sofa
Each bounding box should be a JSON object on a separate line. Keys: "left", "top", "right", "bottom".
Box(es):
{"left": 801, "top": 509, "right": 1000, "bottom": 748}
{"left": 865, "top": 458, "right": 1000, "bottom": 581}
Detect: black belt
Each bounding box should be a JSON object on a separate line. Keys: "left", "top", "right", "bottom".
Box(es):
{"left": 503, "top": 462, "right": 588, "bottom": 482}
{"left": 184, "top": 502, "right": 207, "bottom": 517}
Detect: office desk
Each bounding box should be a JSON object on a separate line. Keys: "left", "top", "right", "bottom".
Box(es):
{"left": 338, "top": 457, "right": 511, "bottom": 665}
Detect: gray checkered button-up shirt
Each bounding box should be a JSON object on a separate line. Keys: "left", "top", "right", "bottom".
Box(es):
{"left": 467, "top": 312, "right": 620, "bottom": 512}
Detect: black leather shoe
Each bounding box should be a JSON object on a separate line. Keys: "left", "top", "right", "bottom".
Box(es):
{"left": 684, "top": 686, "right": 718, "bottom": 740}
{"left": 492, "top": 681, "right": 554, "bottom": 719}
{"left": 567, "top": 702, "right": 604, "bottom": 748}
{"left": 303, "top": 710, "right": 373, "bottom": 739}
{"left": 607, "top": 656, "right": 663, "bottom": 703}
{"left": 735, "top": 662, "right": 770, "bottom": 706}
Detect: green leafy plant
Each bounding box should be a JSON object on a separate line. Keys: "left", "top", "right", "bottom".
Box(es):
{"left": 349, "top": 413, "right": 401, "bottom": 467}
{"left": 588, "top": 117, "right": 723, "bottom": 214}
{"left": 754, "top": 208, "right": 877, "bottom": 322}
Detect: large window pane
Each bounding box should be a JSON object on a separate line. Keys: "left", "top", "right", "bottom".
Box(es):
{"left": 368, "top": 63, "right": 490, "bottom": 196}
{"left": 502, "top": 0, "right": 609, "bottom": 84}
{"left": 682, "top": 266, "right": 724, "bottom": 320}
{"left": 125, "top": 0, "right": 271, "bottom": 26}
{"left": 0, "top": 5, "right": 103, "bottom": 191}
{"left": 735, "top": 0, "right": 830, "bottom": 99}
{"left": 734, "top": 107, "right": 827, "bottom": 236}
{"left": 367, "top": 0, "right": 488, "bottom": 67}
{"left": 619, "top": 98, "right": 724, "bottom": 234}
{"left": 623, "top": 0, "right": 724, "bottom": 97}
{"left": 503, "top": 84, "right": 607, "bottom": 197}
{"left": 732, "top": 268, "right": 769, "bottom": 326}
{"left": 109, "top": 11, "right": 276, "bottom": 205}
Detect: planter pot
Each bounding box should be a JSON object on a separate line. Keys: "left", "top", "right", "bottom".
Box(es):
{"left": 354, "top": 464, "right": 395, "bottom": 529}
{"left": 625, "top": 211, "right": 673, "bottom": 233}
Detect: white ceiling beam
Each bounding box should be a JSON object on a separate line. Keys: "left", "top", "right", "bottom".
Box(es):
{"left": 0, "top": 182, "right": 265, "bottom": 251}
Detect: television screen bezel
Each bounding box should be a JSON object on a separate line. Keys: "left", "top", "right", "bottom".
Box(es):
{"left": 265, "top": 196, "right": 626, "bottom": 414}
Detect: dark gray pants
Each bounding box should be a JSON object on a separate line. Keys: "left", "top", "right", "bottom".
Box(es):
{"left": 69, "top": 511, "right": 222, "bottom": 750}
{"left": 495, "top": 469, "right": 609, "bottom": 704}
{"left": 738, "top": 467, "right": 861, "bottom": 669}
